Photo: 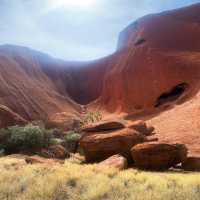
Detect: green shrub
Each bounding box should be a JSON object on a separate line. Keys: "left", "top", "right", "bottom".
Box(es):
{"left": 64, "top": 131, "right": 81, "bottom": 142}
{"left": 81, "top": 111, "right": 102, "bottom": 126}
{"left": 63, "top": 131, "right": 81, "bottom": 153}
{"left": 0, "top": 124, "right": 53, "bottom": 153}
{"left": 50, "top": 138, "right": 64, "bottom": 145}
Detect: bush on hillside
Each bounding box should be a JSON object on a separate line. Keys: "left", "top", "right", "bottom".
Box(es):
{"left": 81, "top": 111, "right": 102, "bottom": 126}
{"left": 0, "top": 124, "right": 53, "bottom": 153}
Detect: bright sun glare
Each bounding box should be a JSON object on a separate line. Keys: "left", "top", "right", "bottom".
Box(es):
{"left": 49, "top": 0, "right": 96, "bottom": 9}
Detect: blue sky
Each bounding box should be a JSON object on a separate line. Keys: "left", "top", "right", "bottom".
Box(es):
{"left": 0, "top": 0, "right": 199, "bottom": 60}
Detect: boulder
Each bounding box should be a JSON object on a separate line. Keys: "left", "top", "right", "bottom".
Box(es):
{"left": 128, "top": 121, "right": 155, "bottom": 136}
{"left": 131, "top": 143, "right": 187, "bottom": 170}
{"left": 41, "top": 145, "right": 69, "bottom": 159}
{"left": 25, "top": 155, "right": 64, "bottom": 165}
{"left": 182, "top": 157, "right": 200, "bottom": 171}
{"left": 82, "top": 120, "right": 126, "bottom": 132}
{"left": 80, "top": 128, "right": 145, "bottom": 162}
{"left": 98, "top": 154, "right": 128, "bottom": 170}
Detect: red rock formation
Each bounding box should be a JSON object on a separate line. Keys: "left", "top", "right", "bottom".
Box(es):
{"left": 147, "top": 92, "right": 200, "bottom": 157}
{"left": 128, "top": 120, "right": 155, "bottom": 136}
{"left": 0, "top": 45, "right": 82, "bottom": 129}
{"left": 182, "top": 157, "right": 200, "bottom": 171}
{"left": 80, "top": 128, "right": 145, "bottom": 162}
{"left": 82, "top": 120, "right": 126, "bottom": 132}
{"left": 93, "top": 3, "right": 200, "bottom": 115}
{"left": 131, "top": 143, "right": 188, "bottom": 170}
{"left": 0, "top": 105, "right": 27, "bottom": 128}
{"left": 1, "top": 3, "right": 200, "bottom": 158}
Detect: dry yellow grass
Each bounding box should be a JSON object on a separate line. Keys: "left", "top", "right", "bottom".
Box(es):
{"left": 0, "top": 156, "right": 200, "bottom": 200}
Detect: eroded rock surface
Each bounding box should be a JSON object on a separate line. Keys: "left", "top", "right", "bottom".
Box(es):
{"left": 82, "top": 120, "right": 126, "bottom": 132}
{"left": 80, "top": 128, "right": 145, "bottom": 162}
{"left": 0, "top": 4, "right": 200, "bottom": 158}
{"left": 131, "top": 143, "right": 188, "bottom": 170}
{"left": 128, "top": 120, "right": 155, "bottom": 136}
{"left": 0, "top": 105, "right": 27, "bottom": 128}
{"left": 182, "top": 157, "right": 200, "bottom": 171}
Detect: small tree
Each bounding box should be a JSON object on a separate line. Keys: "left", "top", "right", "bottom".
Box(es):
{"left": 64, "top": 131, "right": 81, "bottom": 153}
{"left": 0, "top": 124, "right": 53, "bottom": 153}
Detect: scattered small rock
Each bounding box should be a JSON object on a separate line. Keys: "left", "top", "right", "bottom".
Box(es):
{"left": 41, "top": 145, "right": 69, "bottom": 159}
{"left": 98, "top": 154, "right": 128, "bottom": 170}
{"left": 25, "top": 155, "right": 64, "bottom": 165}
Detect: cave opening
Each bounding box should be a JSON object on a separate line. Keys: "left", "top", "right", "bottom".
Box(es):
{"left": 155, "top": 83, "right": 189, "bottom": 108}
{"left": 134, "top": 38, "right": 146, "bottom": 46}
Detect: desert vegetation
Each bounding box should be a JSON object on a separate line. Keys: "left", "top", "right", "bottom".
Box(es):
{"left": 1, "top": 156, "right": 200, "bottom": 200}
{"left": 0, "top": 124, "right": 53, "bottom": 154}
{"left": 0, "top": 124, "right": 82, "bottom": 157}
{"left": 0, "top": 119, "right": 199, "bottom": 200}
{"left": 81, "top": 111, "right": 102, "bottom": 126}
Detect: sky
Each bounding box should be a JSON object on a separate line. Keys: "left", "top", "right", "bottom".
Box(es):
{"left": 0, "top": 0, "right": 199, "bottom": 61}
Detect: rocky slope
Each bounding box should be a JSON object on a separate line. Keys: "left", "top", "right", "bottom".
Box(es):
{"left": 92, "top": 3, "right": 200, "bottom": 116}
{"left": 0, "top": 45, "right": 80, "bottom": 121}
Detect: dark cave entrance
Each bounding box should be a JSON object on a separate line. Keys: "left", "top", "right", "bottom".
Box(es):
{"left": 134, "top": 38, "right": 146, "bottom": 46}
{"left": 155, "top": 83, "right": 189, "bottom": 108}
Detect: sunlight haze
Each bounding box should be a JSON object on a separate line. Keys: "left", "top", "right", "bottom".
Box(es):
{"left": 0, "top": 0, "right": 199, "bottom": 60}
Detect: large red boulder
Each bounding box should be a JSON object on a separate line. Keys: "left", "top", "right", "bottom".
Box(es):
{"left": 182, "top": 157, "right": 200, "bottom": 171}
{"left": 80, "top": 128, "right": 145, "bottom": 162}
{"left": 131, "top": 143, "right": 188, "bottom": 170}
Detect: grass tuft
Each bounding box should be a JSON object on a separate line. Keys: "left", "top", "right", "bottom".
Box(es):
{"left": 0, "top": 156, "right": 200, "bottom": 200}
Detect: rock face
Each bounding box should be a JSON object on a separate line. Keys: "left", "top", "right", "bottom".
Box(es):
{"left": 128, "top": 121, "right": 155, "bottom": 136}
{"left": 131, "top": 143, "right": 188, "bottom": 170}
{"left": 182, "top": 157, "right": 200, "bottom": 171}
{"left": 98, "top": 154, "right": 128, "bottom": 170}
{"left": 80, "top": 128, "right": 145, "bottom": 162}
{"left": 46, "top": 112, "right": 81, "bottom": 131}
{"left": 95, "top": 3, "right": 200, "bottom": 115}
{"left": 0, "top": 45, "right": 82, "bottom": 129}
{"left": 0, "top": 105, "right": 27, "bottom": 128}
